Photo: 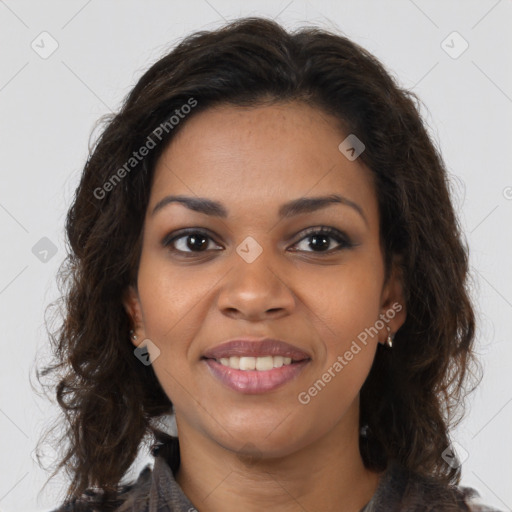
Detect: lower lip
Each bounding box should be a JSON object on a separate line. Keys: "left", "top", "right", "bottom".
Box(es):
{"left": 203, "top": 359, "right": 310, "bottom": 394}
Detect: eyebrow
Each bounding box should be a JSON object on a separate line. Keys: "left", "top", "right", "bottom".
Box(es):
{"left": 151, "top": 193, "right": 368, "bottom": 225}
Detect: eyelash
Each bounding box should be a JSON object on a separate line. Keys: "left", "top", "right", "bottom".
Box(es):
{"left": 161, "top": 226, "right": 354, "bottom": 257}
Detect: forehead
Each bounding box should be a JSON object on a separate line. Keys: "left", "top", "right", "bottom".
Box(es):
{"left": 148, "top": 102, "right": 377, "bottom": 226}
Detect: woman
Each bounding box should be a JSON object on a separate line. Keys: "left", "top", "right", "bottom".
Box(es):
{"left": 40, "top": 16, "right": 503, "bottom": 512}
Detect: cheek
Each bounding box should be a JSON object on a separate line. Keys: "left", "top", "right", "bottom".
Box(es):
{"left": 135, "top": 262, "right": 205, "bottom": 403}
{"left": 137, "top": 251, "right": 207, "bottom": 339}
{"left": 299, "top": 269, "right": 382, "bottom": 421}
{"left": 302, "top": 257, "right": 383, "bottom": 402}
{"left": 310, "top": 258, "right": 384, "bottom": 342}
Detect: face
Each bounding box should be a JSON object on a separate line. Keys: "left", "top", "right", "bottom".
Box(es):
{"left": 123, "top": 101, "right": 406, "bottom": 459}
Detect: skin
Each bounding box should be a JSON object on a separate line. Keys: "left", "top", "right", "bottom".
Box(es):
{"left": 123, "top": 101, "right": 407, "bottom": 512}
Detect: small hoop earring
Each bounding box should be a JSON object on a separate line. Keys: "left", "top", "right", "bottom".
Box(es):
{"left": 385, "top": 326, "right": 394, "bottom": 348}
{"left": 129, "top": 329, "right": 138, "bottom": 341}
{"left": 360, "top": 423, "right": 370, "bottom": 438}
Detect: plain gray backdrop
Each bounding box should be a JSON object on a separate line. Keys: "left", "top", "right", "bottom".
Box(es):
{"left": 0, "top": 1, "right": 511, "bottom": 511}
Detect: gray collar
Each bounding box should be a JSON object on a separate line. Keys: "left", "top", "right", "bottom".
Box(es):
{"left": 116, "top": 454, "right": 196, "bottom": 512}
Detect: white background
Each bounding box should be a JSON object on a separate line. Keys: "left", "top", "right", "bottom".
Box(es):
{"left": 0, "top": 1, "right": 511, "bottom": 511}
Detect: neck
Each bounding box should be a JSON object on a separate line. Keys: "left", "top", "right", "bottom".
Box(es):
{"left": 175, "top": 409, "right": 383, "bottom": 512}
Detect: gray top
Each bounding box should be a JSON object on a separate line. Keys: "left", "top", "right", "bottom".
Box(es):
{"left": 53, "top": 452, "right": 505, "bottom": 511}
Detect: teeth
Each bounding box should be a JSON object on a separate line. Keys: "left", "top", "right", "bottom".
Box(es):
{"left": 240, "top": 356, "right": 255, "bottom": 370}
{"left": 217, "top": 355, "right": 294, "bottom": 370}
{"left": 256, "top": 356, "right": 273, "bottom": 371}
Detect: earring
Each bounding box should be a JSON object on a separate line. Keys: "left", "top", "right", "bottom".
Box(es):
{"left": 360, "top": 423, "right": 370, "bottom": 438}
{"left": 385, "top": 326, "right": 394, "bottom": 348}
{"left": 386, "top": 333, "right": 394, "bottom": 348}
{"left": 129, "top": 329, "right": 138, "bottom": 341}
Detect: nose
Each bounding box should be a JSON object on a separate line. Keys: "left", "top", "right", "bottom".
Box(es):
{"left": 216, "top": 247, "right": 296, "bottom": 322}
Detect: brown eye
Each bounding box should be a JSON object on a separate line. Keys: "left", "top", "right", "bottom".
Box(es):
{"left": 291, "top": 227, "right": 353, "bottom": 253}
{"left": 162, "top": 229, "right": 222, "bottom": 254}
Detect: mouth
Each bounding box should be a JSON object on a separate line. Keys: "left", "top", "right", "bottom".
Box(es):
{"left": 202, "top": 338, "right": 311, "bottom": 361}
{"left": 201, "top": 338, "right": 311, "bottom": 394}
{"left": 212, "top": 355, "right": 296, "bottom": 371}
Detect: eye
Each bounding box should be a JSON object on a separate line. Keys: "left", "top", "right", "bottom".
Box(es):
{"left": 162, "top": 228, "right": 222, "bottom": 255}
{"left": 162, "top": 226, "right": 354, "bottom": 257}
{"left": 290, "top": 226, "right": 353, "bottom": 253}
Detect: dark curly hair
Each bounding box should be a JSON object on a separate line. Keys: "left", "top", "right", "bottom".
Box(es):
{"left": 36, "top": 16, "right": 481, "bottom": 504}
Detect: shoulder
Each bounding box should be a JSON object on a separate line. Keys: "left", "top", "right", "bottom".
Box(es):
{"left": 50, "top": 464, "right": 152, "bottom": 512}
{"left": 51, "top": 444, "right": 191, "bottom": 512}
{"left": 456, "top": 484, "right": 505, "bottom": 512}
{"left": 368, "top": 459, "right": 505, "bottom": 512}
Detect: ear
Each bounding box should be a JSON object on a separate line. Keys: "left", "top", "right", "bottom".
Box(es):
{"left": 122, "top": 284, "right": 145, "bottom": 347}
{"left": 378, "top": 255, "right": 407, "bottom": 345}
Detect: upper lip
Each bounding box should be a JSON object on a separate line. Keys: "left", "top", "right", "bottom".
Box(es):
{"left": 202, "top": 338, "right": 311, "bottom": 361}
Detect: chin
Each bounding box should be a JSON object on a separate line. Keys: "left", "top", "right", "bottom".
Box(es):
{"left": 213, "top": 421, "right": 314, "bottom": 461}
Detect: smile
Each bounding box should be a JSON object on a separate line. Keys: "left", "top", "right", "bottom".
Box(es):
{"left": 217, "top": 355, "right": 293, "bottom": 370}
{"left": 203, "top": 357, "right": 310, "bottom": 394}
